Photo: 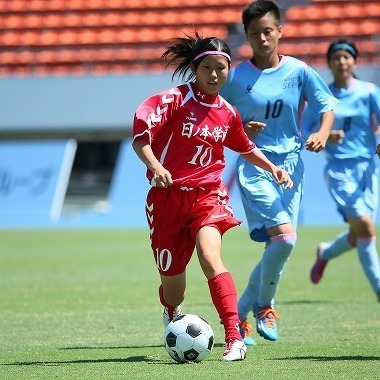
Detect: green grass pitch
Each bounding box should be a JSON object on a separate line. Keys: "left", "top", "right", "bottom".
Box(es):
{"left": 0, "top": 226, "right": 379, "bottom": 379}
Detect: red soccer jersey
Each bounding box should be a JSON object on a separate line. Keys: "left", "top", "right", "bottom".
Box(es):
{"left": 133, "top": 82, "right": 256, "bottom": 187}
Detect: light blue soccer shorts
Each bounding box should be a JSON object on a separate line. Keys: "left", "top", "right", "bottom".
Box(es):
{"left": 236, "top": 152, "right": 304, "bottom": 242}
{"left": 325, "top": 158, "right": 379, "bottom": 221}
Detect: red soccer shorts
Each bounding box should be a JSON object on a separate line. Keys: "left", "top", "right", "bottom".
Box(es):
{"left": 145, "top": 183, "right": 241, "bottom": 276}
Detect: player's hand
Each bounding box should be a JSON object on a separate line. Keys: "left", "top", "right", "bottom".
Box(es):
{"left": 327, "top": 130, "right": 344, "bottom": 144}
{"left": 272, "top": 168, "right": 293, "bottom": 189}
{"left": 244, "top": 121, "right": 266, "bottom": 139}
{"left": 305, "top": 131, "right": 330, "bottom": 152}
{"left": 152, "top": 168, "right": 173, "bottom": 188}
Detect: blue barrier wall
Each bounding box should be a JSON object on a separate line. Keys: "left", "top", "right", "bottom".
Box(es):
{"left": 0, "top": 138, "right": 378, "bottom": 229}
{"left": 0, "top": 140, "right": 76, "bottom": 228}
{"left": 0, "top": 68, "right": 379, "bottom": 228}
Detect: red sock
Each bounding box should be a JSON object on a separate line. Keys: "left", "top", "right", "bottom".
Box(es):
{"left": 208, "top": 272, "right": 241, "bottom": 341}
{"left": 159, "top": 285, "right": 172, "bottom": 307}
{"left": 159, "top": 284, "right": 177, "bottom": 320}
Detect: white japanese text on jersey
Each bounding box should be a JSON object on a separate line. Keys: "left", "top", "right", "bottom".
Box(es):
{"left": 182, "top": 120, "right": 229, "bottom": 142}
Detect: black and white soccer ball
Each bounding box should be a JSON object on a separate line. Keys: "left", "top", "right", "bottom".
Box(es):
{"left": 164, "top": 314, "right": 214, "bottom": 363}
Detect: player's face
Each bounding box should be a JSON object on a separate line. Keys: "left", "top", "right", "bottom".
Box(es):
{"left": 328, "top": 50, "right": 356, "bottom": 82}
{"left": 245, "top": 13, "right": 281, "bottom": 58}
{"left": 194, "top": 55, "right": 230, "bottom": 95}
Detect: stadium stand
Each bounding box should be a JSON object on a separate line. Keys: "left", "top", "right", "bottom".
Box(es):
{"left": 268, "top": 0, "right": 380, "bottom": 66}
{"left": 0, "top": 0, "right": 378, "bottom": 227}
{"left": 0, "top": 0, "right": 378, "bottom": 77}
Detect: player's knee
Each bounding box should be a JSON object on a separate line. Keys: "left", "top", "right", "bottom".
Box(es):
{"left": 349, "top": 215, "right": 376, "bottom": 237}
{"left": 271, "top": 232, "right": 297, "bottom": 257}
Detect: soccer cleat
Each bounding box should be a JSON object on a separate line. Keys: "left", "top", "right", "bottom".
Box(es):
{"left": 163, "top": 305, "right": 182, "bottom": 328}
{"left": 310, "top": 243, "right": 328, "bottom": 284}
{"left": 256, "top": 306, "right": 279, "bottom": 341}
{"left": 239, "top": 319, "right": 257, "bottom": 346}
{"left": 221, "top": 339, "right": 247, "bottom": 361}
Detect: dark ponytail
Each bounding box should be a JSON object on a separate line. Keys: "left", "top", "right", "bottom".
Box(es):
{"left": 161, "top": 30, "right": 231, "bottom": 82}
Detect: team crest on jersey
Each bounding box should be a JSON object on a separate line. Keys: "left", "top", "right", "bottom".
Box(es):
{"left": 283, "top": 76, "right": 302, "bottom": 89}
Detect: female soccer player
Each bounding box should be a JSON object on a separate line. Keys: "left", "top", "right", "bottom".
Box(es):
{"left": 302, "top": 39, "right": 380, "bottom": 302}
{"left": 132, "top": 31, "right": 293, "bottom": 361}
{"left": 220, "top": 0, "right": 338, "bottom": 344}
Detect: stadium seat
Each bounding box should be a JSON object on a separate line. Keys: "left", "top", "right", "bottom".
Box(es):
{"left": 364, "top": 3, "right": 380, "bottom": 17}
{"left": 323, "top": 4, "right": 344, "bottom": 19}
{"left": 359, "top": 19, "right": 380, "bottom": 35}
{"left": 64, "top": 13, "right": 85, "bottom": 28}
{"left": 318, "top": 21, "right": 339, "bottom": 37}
{"left": 282, "top": 24, "right": 300, "bottom": 39}
{"left": 344, "top": 4, "right": 363, "bottom": 18}
{"left": 307, "top": 5, "right": 329, "bottom": 20}
{"left": 284, "top": 6, "right": 305, "bottom": 21}
{"left": 358, "top": 40, "right": 377, "bottom": 55}
{"left": 338, "top": 20, "right": 362, "bottom": 36}
{"left": 0, "top": 0, "right": 378, "bottom": 76}
{"left": 24, "top": 14, "right": 46, "bottom": 29}
{"left": 312, "top": 0, "right": 349, "bottom": 2}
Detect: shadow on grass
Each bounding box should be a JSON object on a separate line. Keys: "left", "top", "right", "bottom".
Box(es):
{"left": 3, "top": 354, "right": 379, "bottom": 367}
{"left": 58, "top": 344, "right": 163, "bottom": 350}
{"left": 273, "top": 355, "right": 380, "bottom": 361}
{"left": 1, "top": 356, "right": 175, "bottom": 366}
{"left": 2, "top": 343, "right": 227, "bottom": 366}
{"left": 58, "top": 343, "right": 225, "bottom": 350}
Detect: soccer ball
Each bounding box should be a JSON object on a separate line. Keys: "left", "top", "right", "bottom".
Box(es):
{"left": 164, "top": 314, "right": 214, "bottom": 363}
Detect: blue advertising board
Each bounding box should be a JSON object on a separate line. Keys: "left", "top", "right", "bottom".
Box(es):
{"left": 0, "top": 140, "right": 77, "bottom": 227}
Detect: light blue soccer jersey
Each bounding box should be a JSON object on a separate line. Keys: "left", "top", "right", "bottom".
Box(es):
{"left": 301, "top": 78, "right": 380, "bottom": 221}
{"left": 220, "top": 56, "right": 338, "bottom": 155}
{"left": 220, "top": 57, "right": 338, "bottom": 241}
{"left": 302, "top": 78, "right": 380, "bottom": 160}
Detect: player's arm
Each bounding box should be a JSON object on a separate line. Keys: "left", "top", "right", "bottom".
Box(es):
{"left": 305, "top": 110, "right": 335, "bottom": 152}
{"left": 244, "top": 121, "right": 266, "bottom": 139}
{"left": 376, "top": 143, "right": 380, "bottom": 158}
{"left": 327, "top": 130, "right": 344, "bottom": 144}
{"left": 132, "top": 139, "right": 173, "bottom": 188}
{"left": 242, "top": 149, "right": 293, "bottom": 189}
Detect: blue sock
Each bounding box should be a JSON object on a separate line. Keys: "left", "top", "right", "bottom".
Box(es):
{"left": 322, "top": 231, "right": 353, "bottom": 260}
{"left": 258, "top": 233, "right": 296, "bottom": 308}
{"left": 238, "top": 261, "right": 261, "bottom": 320}
{"left": 357, "top": 237, "right": 380, "bottom": 294}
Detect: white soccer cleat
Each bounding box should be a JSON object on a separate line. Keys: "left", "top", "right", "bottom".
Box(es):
{"left": 221, "top": 339, "right": 247, "bottom": 362}
{"left": 163, "top": 305, "right": 182, "bottom": 327}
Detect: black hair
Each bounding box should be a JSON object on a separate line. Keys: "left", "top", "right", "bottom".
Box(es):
{"left": 161, "top": 30, "right": 231, "bottom": 82}
{"left": 326, "top": 39, "right": 359, "bottom": 62}
{"left": 242, "top": 0, "right": 281, "bottom": 33}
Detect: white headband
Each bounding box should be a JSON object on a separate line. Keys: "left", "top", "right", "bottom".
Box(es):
{"left": 193, "top": 51, "right": 231, "bottom": 62}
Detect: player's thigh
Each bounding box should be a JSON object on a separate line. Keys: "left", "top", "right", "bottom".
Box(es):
{"left": 147, "top": 187, "right": 195, "bottom": 276}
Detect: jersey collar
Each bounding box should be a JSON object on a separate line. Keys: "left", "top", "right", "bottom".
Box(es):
{"left": 189, "top": 82, "right": 220, "bottom": 107}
